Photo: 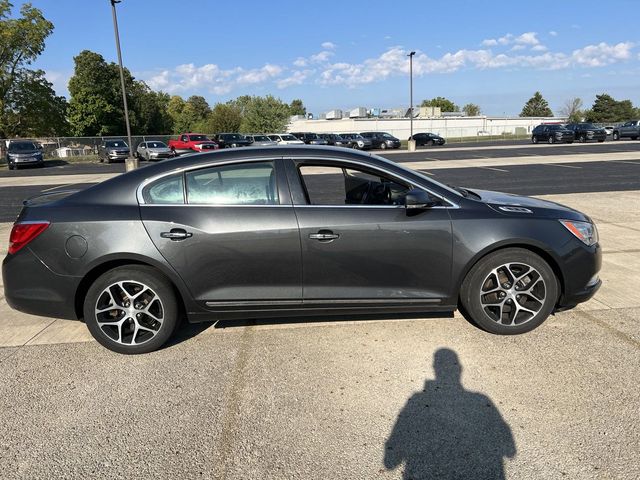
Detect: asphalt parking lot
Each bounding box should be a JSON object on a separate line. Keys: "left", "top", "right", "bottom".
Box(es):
{"left": 1, "top": 141, "right": 639, "bottom": 479}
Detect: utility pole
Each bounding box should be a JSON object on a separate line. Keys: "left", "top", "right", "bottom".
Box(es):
{"left": 110, "top": 0, "right": 137, "bottom": 171}
{"left": 407, "top": 51, "right": 416, "bottom": 152}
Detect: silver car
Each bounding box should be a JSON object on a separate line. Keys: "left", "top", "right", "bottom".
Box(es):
{"left": 245, "top": 134, "right": 278, "bottom": 147}
{"left": 136, "top": 141, "right": 175, "bottom": 161}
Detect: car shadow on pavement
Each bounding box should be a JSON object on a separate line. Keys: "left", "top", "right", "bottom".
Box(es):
{"left": 384, "top": 348, "right": 516, "bottom": 480}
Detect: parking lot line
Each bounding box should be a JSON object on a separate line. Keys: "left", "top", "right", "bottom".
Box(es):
{"left": 479, "top": 166, "right": 509, "bottom": 173}
{"left": 41, "top": 183, "right": 75, "bottom": 192}
{"left": 542, "top": 163, "right": 582, "bottom": 169}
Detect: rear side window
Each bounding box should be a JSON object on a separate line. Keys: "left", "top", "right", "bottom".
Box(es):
{"left": 142, "top": 173, "right": 184, "bottom": 204}
{"left": 186, "top": 161, "right": 278, "bottom": 205}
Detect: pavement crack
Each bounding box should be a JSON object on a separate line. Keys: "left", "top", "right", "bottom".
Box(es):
{"left": 218, "top": 324, "right": 255, "bottom": 480}
{"left": 575, "top": 310, "right": 640, "bottom": 350}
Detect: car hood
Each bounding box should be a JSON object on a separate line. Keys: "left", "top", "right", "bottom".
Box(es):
{"left": 9, "top": 149, "right": 40, "bottom": 155}
{"left": 148, "top": 147, "right": 172, "bottom": 152}
{"left": 470, "top": 189, "right": 590, "bottom": 221}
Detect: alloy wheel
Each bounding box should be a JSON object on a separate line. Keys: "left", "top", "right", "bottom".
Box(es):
{"left": 94, "top": 280, "right": 164, "bottom": 346}
{"left": 479, "top": 262, "right": 546, "bottom": 326}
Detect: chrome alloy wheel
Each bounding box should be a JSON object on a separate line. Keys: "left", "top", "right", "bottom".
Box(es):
{"left": 479, "top": 263, "right": 546, "bottom": 326}
{"left": 94, "top": 281, "right": 164, "bottom": 345}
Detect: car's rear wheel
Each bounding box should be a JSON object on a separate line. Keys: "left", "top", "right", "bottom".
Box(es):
{"left": 379, "top": 142, "right": 387, "bottom": 150}
{"left": 579, "top": 135, "right": 586, "bottom": 143}
{"left": 459, "top": 248, "right": 558, "bottom": 335}
{"left": 532, "top": 136, "right": 538, "bottom": 144}
{"left": 83, "top": 266, "right": 179, "bottom": 354}
{"left": 548, "top": 136, "right": 554, "bottom": 144}
{"left": 613, "top": 132, "right": 620, "bottom": 140}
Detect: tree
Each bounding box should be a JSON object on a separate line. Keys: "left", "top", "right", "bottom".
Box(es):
{"left": 585, "top": 93, "right": 636, "bottom": 123}
{"left": 420, "top": 97, "right": 459, "bottom": 112}
{"left": 2, "top": 69, "right": 68, "bottom": 137}
{"left": 519, "top": 92, "right": 553, "bottom": 117}
{"left": 560, "top": 97, "right": 583, "bottom": 123}
{"left": 203, "top": 102, "right": 242, "bottom": 133}
{"left": 0, "top": 0, "right": 62, "bottom": 137}
{"left": 239, "top": 95, "right": 291, "bottom": 133}
{"left": 462, "top": 103, "right": 481, "bottom": 116}
{"left": 173, "top": 95, "right": 210, "bottom": 132}
{"left": 166, "top": 95, "right": 185, "bottom": 133}
{"left": 289, "top": 99, "right": 306, "bottom": 116}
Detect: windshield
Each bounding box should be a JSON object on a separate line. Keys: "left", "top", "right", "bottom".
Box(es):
{"left": 189, "top": 135, "right": 208, "bottom": 141}
{"left": 381, "top": 133, "right": 395, "bottom": 139}
{"left": 307, "top": 133, "right": 320, "bottom": 139}
{"left": 105, "top": 140, "right": 128, "bottom": 148}
{"left": 580, "top": 123, "right": 598, "bottom": 129}
{"left": 224, "top": 134, "right": 244, "bottom": 140}
{"left": 252, "top": 135, "right": 270, "bottom": 141}
{"left": 548, "top": 125, "right": 563, "bottom": 131}
{"left": 146, "top": 142, "right": 167, "bottom": 148}
{"left": 281, "top": 134, "right": 298, "bottom": 141}
{"left": 8, "top": 141, "right": 38, "bottom": 151}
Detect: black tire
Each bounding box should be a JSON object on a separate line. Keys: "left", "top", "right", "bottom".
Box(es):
{"left": 632, "top": 136, "right": 638, "bottom": 140}
{"left": 598, "top": 139, "right": 605, "bottom": 143}
{"left": 83, "top": 265, "right": 179, "bottom": 354}
{"left": 567, "top": 141, "right": 574, "bottom": 144}
{"left": 548, "top": 136, "right": 554, "bottom": 144}
{"left": 459, "top": 248, "right": 558, "bottom": 335}
{"left": 379, "top": 142, "right": 387, "bottom": 150}
{"left": 430, "top": 139, "right": 435, "bottom": 146}
{"left": 532, "top": 136, "right": 538, "bottom": 144}
{"left": 579, "top": 135, "right": 586, "bottom": 143}
{"left": 613, "top": 132, "right": 620, "bottom": 140}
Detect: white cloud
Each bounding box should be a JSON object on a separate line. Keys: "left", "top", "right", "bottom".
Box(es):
{"left": 321, "top": 41, "right": 336, "bottom": 50}
{"left": 510, "top": 45, "right": 526, "bottom": 51}
{"left": 571, "top": 41, "right": 634, "bottom": 67}
{"left": 531, "top": 45, "right": 548, "bottom": 52}
{"left": 293, "top": 57, "right": 308, "bottom": 67}
{"left": 515, "top": 32, "right": 540, "bottom": 46}
{"left": 309, "top": 50, "right": 334, "bottom": 63}
{"left": 276, "top": 70, "right": 313, "bottom": 89}
{"left": 549, "top": 30, "right": 558, "bottom": 37}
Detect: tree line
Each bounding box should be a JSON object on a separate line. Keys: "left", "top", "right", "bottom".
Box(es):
{"left": 1, "top": 2, "right": 639, "bottom": 139}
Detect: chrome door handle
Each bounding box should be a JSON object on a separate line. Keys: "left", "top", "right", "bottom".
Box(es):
{"left": 309, "top": 231, "right": 339, "bottom": 241}
{"left": 161, "top": 229, "right": 193, "bottom": 241}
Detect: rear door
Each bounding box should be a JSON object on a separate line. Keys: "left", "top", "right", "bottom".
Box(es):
{"left": 139, "top": 158, "right": 302, "bottom": 306}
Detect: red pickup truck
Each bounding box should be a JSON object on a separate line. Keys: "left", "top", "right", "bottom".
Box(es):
{"left": 168, "top": 133, "right": 219, "bottom": 155}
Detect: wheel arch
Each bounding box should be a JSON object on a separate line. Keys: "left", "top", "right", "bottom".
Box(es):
{"left": 455, "top": 241, "right": 565, "bottom": 303}
{"left": 74, "top": 256, "right": 191, "bottom": 321}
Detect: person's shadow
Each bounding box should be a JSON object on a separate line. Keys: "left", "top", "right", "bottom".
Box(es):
{"left": 384, "top": 348, "right": 516, "bottom": 479}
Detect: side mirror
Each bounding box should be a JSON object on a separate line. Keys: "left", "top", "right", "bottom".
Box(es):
{"left": 405, "top": 188, "right": 438, "bottom": 210}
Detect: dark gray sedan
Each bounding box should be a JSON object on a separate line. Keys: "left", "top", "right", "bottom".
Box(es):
{"left": 3, "top": 147, "right": 601, "bottom": 354}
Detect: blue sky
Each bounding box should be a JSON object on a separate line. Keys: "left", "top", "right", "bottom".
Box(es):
{"left": 20, "top": 0, "right": 640, "bottom": 116}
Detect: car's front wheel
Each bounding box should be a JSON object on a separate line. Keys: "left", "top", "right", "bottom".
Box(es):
{"left": 532, "top": 136, "right": 538, "bottom": 144}
{"left": 83, "top": 266, "right": 179, "bottom": 354}
{"left": 459, "top": 248, "right": 558, "bottom": 335}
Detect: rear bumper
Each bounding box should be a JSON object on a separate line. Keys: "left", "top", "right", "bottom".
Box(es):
{"left": 2, "top": 248, "right": 80, "bottom": 320}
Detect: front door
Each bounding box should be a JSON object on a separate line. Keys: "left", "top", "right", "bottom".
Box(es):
{"left": 286, "top": 159, "right": 453, "bottom": 302}
{"left": 140, "top": 159, "right": 302, "bottom": 305}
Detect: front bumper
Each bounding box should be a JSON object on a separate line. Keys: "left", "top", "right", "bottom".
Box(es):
{"left": 3, "top": 248, "right": 81, "bottom": 320}
{"left": 8, "top": 155, "right": 43, "bottom": 165}
{"left": 556, "top": 242, "right": 602, "bottom": 309}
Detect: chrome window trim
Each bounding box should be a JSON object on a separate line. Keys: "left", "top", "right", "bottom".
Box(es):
{"left": 137, "top": 156, "right": 283, "bottom": 205}
{"left": 136, "top": 154, "right": 459, "bottom": 209}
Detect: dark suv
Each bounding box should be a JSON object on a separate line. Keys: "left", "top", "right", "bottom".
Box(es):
{"left": 531, "top": 125, "right": 574, "bottom": 144}
{"left": 6, "top": 140, "right": 44, "bottom": 170}
{"left": 409, "top": 132, "right": 446, "bottom": 146}
{"left": 360, "top": 132, "right": 401, "bottom": 149}
{"left": 98, "top": 139, "right": 130, "bottom": 163}
{"left": 319, "top": 133, "right": 352, "bottom": 148}
{"left": 213, "top": 133, "right": 252, "bottom": 148}
{"left": 565, "top": 123, "right": 606, "bottom": 143}
{"left": 291, "top": 132, "right": 328, "bottom": 145}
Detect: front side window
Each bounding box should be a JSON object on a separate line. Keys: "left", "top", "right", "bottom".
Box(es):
{"left": 142, "top": 173, "right": 184, "bottom": 204}
{"left": 298, "top": 164, "right": 411, "bottom": 206}
{"left": 186, "top": 161, "right": 278, "bottom": 205}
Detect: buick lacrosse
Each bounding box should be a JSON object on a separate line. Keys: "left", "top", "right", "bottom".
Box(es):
{"left": 3, "top": 147, "right": 601, "bottom": 353}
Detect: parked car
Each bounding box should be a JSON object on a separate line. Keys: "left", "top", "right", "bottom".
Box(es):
{"left": 5, "top": 140, "right": 44, "bottom": 170}
{"left": 360, "top": 132, "right": 401, "bottom": 149}
{"left": 291, "top": 132, "right": 328, "bottom": 145}
{"left": 136, "top": 141, "right": 175, "bottom": 161}
{"left": 245, "top": 134, "right": 278, "bottom": 147}
{"left": 213, "top": 133, "right": 252, "bottom": 148}
{"left": 319, "top": 133, "right": 351, "bottom": 148}
{"left": 267, "top": 134, "right": 304, "bottom": 145}
{"left": 564, "top": 123, "right": 606, "bottom": 143}
{"left": 531, "top": 125, "right": 575, "bottom": 144}
{"left": 167, "top": 133, "right": 218, "bottom": 155}
{"left": 3, "top": 147, "right": 601, "bottom": 354}
{"left": 339, "top": 133, "right": 373, "bottom": 150}
{"left": 603, "top": 126, "right": 615, "bottom": 136}
{"left": 409, "top": 132, "right": 446, "bottom": 146}
{"left": 612, "top": 120, "right": 640, "bottom": 140}
{"left": 98, "top": 139, "right": 130, "bottom": 163}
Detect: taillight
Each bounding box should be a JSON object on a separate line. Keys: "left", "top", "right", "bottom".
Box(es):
{"left": 8, "top": 222, "right": 50, "bottom": 255}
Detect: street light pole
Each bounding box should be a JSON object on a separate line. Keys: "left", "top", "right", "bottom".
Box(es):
{"left": 407, "top": 51, "right": 416, "bottom": 152}
{"left": 110, "top": 0, "right": 137, "bottom": 171}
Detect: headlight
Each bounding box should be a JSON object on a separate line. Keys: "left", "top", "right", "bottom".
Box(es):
{"left": 560, "top": 220, "right": 598, "bottom": 246}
